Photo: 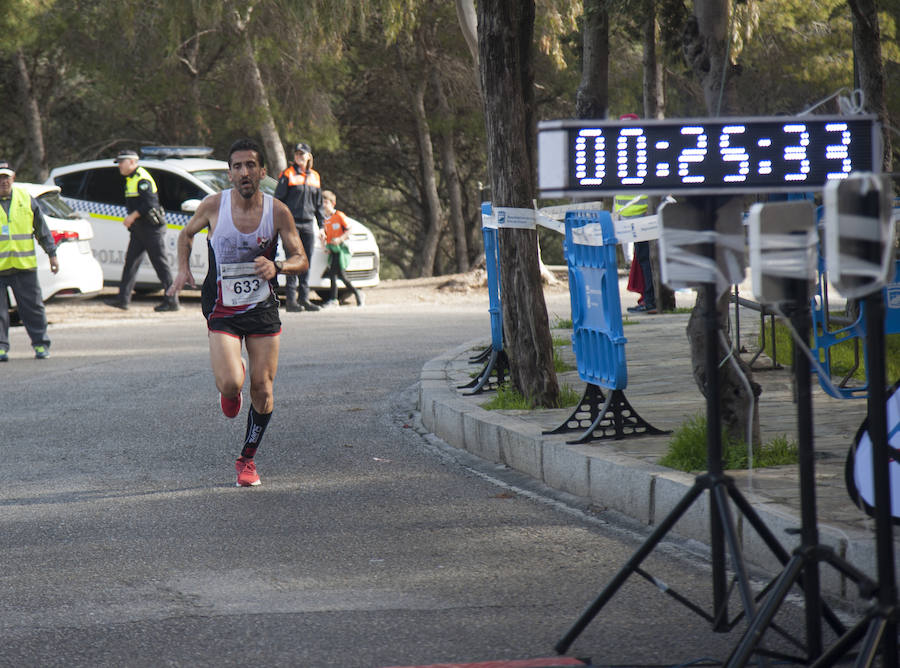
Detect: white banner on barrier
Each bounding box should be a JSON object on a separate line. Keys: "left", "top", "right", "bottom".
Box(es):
{"left": 534, "top": 200, "right": 660, "bottom": 244}
{"left": 615, "top": 214, "right": 660, "bottom": 243}
{"left": 571, "top": 223, "right": 606, "bottom": 247}
{"left": 537, "top": 201, "right": 606, "bottom": 220}
{"left": 495, "top": 207, "right": 536, "bottom": 229}
{"left": 482, "top": 211, "right": 498, "bottom": 229}
{"left": 534, "top": 210, "right": 565, "bottom": 234}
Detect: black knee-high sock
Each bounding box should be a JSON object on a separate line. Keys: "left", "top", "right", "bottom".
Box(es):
{"left": 241, "top": 406, "right": 272, "bottom": 459}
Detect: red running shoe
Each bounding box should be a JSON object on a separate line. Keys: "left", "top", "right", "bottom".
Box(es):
{"left": 235, "top": 457, "right": 261, "bottom": 487}
{"left": 219, "top": 391, "right": 242, "bottom": 418}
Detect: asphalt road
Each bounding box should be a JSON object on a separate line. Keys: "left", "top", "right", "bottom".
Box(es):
{"left": 0, "top": 291, "right": 812, "bottom": 667}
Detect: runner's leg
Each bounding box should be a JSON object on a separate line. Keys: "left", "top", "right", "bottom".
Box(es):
{"left": 208, "top": 331, "right": 246, "bottom": 398}
{"left": 235, "top": 335, "right": 279, "bottom": 482}
{"left": 244, "top": 334, "right": 279, "bottom": 414}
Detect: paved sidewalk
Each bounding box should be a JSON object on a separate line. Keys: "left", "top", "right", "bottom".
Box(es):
{"left": 418, "top": 284, "right": 897, "bottom": 603}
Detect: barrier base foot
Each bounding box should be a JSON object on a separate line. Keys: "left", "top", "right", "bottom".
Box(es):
{"left": 568, "top": 388, "right": 669, "bottom": 443}
{"left": 543, "top": 384, "right": 669, "bottom": 442}
{"left": 544, "top": 383, "right": 606, "bottom": 435}
{"left": 469, "top": 344, "right": 492, "bottom": 365}
{"left": 459, "top": 349, "right": 508, "bottom": 395}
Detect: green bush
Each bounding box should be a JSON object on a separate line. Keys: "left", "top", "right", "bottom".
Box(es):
{"left": 658, "top": 413, "right": 798, "bottom": 472}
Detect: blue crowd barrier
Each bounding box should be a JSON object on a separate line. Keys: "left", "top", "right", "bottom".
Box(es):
{"left": 459, "top": 202, "right": 507, "bottom": 394}
{"left": 565, "top": 210, "right": 628, "bottom": 389}
{"left": 545, "top": 210, "right": 666, "bottom": 442}
{"left": 812, "top": 259, "right": 900, "bottom": 399}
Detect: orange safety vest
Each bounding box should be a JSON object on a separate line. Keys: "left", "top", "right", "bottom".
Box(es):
{"left": 281, "top": 165, "right": 321, "bottom": 188}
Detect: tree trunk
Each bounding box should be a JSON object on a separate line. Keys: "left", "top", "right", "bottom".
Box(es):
{"left": 847, "top": 0, "right": 892, "bottom": 172}
{"left": 682, "top": 0, "right": 737, "bottom": 116}
{"left": 229, "top": 7, "right": 285, "bottom": 174}
{"left": 687, "top": 287, "right": 761, "bottom": 445}
{"left": 642, "top": 0, "right": 665, "bottom": 120}
{"left": 642, "top": 6, "right": 673, "bottom": 311}
{"left": 478, "top": 0, "right": 558, "bottom": 407}
{"left": 575, "top": 0, "right": 609, "bottom": 119}
{"left": 13, "top": 48, "right": 47, "bottom": 181}
{"left": 681, "top": 1, "right": 759, "bottom": 446}
{"left": 409, "top": 60, "right": 443, "bottom": 278}
{"left": 432, "top": 69, "right": 468, "bottom": 273}
{"left": 456, "top": 0, "right": 479, "bottom": 67}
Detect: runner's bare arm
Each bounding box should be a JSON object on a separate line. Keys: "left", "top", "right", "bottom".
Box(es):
{"left": 168, "top": 194, "right": 220, "bottom": 295}
{"left": 254, "top": 199, "right": 308, "bottom": 280}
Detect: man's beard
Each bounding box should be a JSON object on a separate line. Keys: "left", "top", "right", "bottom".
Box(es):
{"left": 237, "top": 181, "right": 256, "bottom": 199}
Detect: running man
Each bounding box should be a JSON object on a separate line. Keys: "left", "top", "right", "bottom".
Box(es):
{"left": 168, "top": 138, "right": 308, "bottom": 487}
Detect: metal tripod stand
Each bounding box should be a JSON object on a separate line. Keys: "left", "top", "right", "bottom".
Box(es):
{"left": 555, "top": 276, "right": 793, "bottom": 656}
{"left": 726, "top": 283, "right": 875, "bottom": 666}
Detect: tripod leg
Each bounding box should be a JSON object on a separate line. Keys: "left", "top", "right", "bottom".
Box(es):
{"left": 555, "top": 479, "right": 707, "bottom": 655}
{"left": 810, "top": 611, "right": 874, "bottom": 668}
{"left": 854, "top": 616, "right": 889, "bottom": 668}
{"left": 712, "top": 485, "right": 758, "bottom": 625}
{"left": 727, "top": 555, "right": 807, "bottom": 668}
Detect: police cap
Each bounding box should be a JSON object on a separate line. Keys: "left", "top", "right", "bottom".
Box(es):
{"left": 114, "top": 149, "right": 140, "bottom": 163}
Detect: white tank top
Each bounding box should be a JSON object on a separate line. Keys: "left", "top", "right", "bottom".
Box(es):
{"left": 204, "top": 189, "right": 278, "bottom": 318}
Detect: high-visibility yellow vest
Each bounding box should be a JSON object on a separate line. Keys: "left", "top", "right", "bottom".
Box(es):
{"left": 613, "top": 193, "right": 649, "bottom": 218}
{"left": 0, "top": 186, "right": 37, "bottom": 271}
{"left": 124, "top": 166, "right": 158, "bottom": 198}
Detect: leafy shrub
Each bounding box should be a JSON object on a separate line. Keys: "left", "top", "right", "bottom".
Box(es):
{"left": 659, "top": 413, "right": 798, "bottom": 472}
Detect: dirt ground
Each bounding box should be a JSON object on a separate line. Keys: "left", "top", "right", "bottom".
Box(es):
{"left": 41, "top": 269, "right": 572, "bottom": 325}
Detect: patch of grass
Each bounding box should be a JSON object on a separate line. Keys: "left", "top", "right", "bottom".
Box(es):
{"left": 658, "top": 413, "right": 798, "bottom": 472}
{"left": 558, "top": 383, "right": 582, "bottom": 407}
{"left": 552, "top": 317, "right": 573, "bottom": 329}
{"left": 481, "top": 382, "right": 582, "bottom": 410}
{"left": 552, "top": 336, "right": 576, "bottom": 373}
{"left": 761, "top": 319, "right": 900, "bottom": 382}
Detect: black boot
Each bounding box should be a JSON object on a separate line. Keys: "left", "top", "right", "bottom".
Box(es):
{"left": 300, "top": 299, "right": 321, "bottom": 312}
{"left": 154, "top": 294, "right": 180, "bottom": 312}
{"left": 285, "top": 287, "right": 302, "bottom": 312}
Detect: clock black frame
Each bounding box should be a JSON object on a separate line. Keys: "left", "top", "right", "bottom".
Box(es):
{"left": 538, "top": 115, "right": 881, "bottom": 197}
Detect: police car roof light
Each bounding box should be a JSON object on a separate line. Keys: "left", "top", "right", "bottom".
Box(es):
{"left": 140, "top": 146, "right": 214, "bottom": 160}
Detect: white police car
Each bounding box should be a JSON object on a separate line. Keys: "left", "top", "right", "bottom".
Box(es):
{"left": 47, "top": 146, "right": 380, "bottom": 298}
{"left": 11, "top": 183, "right": 103, "bottom": 303}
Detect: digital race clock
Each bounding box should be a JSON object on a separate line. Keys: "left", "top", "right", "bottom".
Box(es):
{"left": 538, "top": 115, "right": 881, "bottom": 197}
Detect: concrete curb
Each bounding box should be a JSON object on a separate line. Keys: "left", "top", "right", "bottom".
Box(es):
{"left": 419, "top": 340, "right": 886, "bottom": 604}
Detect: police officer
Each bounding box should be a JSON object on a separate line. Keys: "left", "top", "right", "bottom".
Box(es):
{"left": 107, "top": 149, "right": 179, "bottom": 311}
{"left": 274, "top": 142, "right": 326, "bottom": 312}
{"left": 0, "top": 160, "right": 58, "bottom": 360}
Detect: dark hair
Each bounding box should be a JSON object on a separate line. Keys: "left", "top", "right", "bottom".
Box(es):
{"left": 228, "top": 138, "right": 265, "bottom": 168}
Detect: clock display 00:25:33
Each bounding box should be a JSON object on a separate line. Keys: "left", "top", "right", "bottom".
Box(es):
{"left": 538, "top": 115, "right": 880, "bottom": 196}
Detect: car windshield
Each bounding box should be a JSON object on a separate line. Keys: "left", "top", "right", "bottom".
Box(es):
{"left": 37, "top": 190, "right": 81, "bottom": 219}
{"left": 189, "top": 169, "right": 278, "bottom": 195}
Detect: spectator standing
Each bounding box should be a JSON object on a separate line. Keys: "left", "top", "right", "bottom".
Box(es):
{"left": 107, "top": 149, "right": 179, "bottom": 312}
{"left": 273, "top": 142, "right": 326, "bottom": 312}
{"left": 320, "top": 190, "right": 363, "bottom": 307}
{"left": 0, "top": 160, "right": 58, "bottom": 360}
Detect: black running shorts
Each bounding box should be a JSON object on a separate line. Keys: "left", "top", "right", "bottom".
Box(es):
{"left": 207, "top": 305, "right": 282, "bottom": 338}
